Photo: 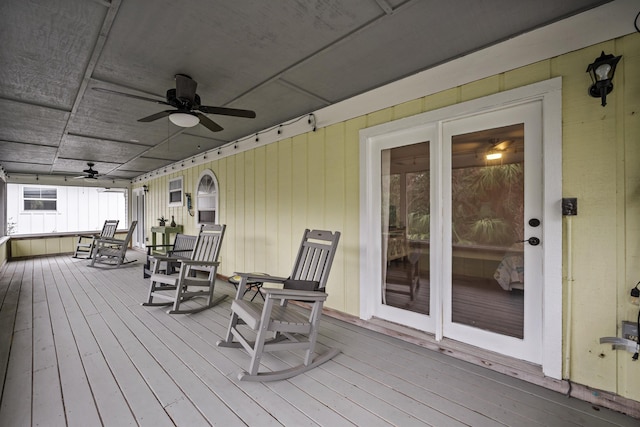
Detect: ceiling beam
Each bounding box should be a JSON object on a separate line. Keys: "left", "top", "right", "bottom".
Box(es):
{"left": 277, "top": 78, "right": 331, "bottom": 106}
{"left": 224, "top": 0, "right": 417, "bottom": 106}
{"left": 51, "top": 0, "right": 122, "bottom": 174}
{"left": 374, "top": 0, "right": 394, "bottom": 15}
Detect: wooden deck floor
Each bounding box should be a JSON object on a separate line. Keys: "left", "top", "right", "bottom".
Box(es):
{"left": 0, "top": 252, "right": 637, "bottom": 426}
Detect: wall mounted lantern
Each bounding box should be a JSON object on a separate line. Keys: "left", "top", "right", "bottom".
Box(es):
{"left": 586, "top": 51, "right": 621, "bottom": 107}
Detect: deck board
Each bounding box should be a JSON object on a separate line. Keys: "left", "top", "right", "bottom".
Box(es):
{"left": 32, "top": 259, "right": 67, "bottom": 427}
{"left": 45, "top": 257, "right": 103, "bottom": 427}
{"left": 0, "top": 253, "right": 638, "bottom": 427}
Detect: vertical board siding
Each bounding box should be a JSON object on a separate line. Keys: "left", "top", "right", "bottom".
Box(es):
{"left": 0, "top": 240, "right": 7, "bottom": 267}
{"left": 559, "top": 42, "right": 620, "bottom": 394}
{"left": 244, "top": 149, "right": 256, "bottom": 271}
{"left": 7, "top": 186, "right": 126, "bottom": 235}
{"left": 620, "top": 32, "right": 640, "bottom": 400}
{"left": 291, "top": 134, "right": 309, "bottom": 238}
{"left": 253, "top": 146, "right": 267, "bottom": 273}
{"left": 233, "top": 153, "right": 246, "bottom": 272}
{"left": 324, "top": 123, "right": 347, "bottom": 310}
{"left": 344, "top": 116, "right": 367, "bottom": 315}
{"left": 503, "top": 60, "right": 551, "bottom": 90}
{"left": 307, "top": 128, "right": 326, "bottom": 229}
{"left": 265, "top": 143, "right": 280, "bottom": 274}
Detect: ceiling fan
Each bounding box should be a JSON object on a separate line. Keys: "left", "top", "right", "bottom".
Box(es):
{"left": 73, "top": 162, "right": 99, "bottom": 180}
{"left": 93, "top": 74, "right": 256, "bottom": 132}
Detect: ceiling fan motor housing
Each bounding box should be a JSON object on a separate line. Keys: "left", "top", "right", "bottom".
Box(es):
{"left": 174, "top": 74, "right": 198, "bottom": 103}
{"left": 166, "top": 89, "right": 201, "bottom": 110}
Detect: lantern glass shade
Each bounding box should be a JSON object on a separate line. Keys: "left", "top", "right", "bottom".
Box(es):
{"left": 586, "top": 51, "right": 621, "bottom": 107}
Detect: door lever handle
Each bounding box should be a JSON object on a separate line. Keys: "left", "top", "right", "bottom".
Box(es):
{"left": 519, "top": 237, "right": 540, "bottom": 246}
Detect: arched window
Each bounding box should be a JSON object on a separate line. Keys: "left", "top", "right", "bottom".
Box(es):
{"left": 196, "top": 169, "right": 219, "bottom": 225}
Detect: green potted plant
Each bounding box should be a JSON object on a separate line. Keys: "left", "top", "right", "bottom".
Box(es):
{"left": 158, "top": 215, "right": 167, "bottom": 226}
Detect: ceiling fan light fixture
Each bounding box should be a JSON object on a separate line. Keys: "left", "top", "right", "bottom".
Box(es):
{"left": 169, "top": 112, "right": 199, "bottom": 127}
{"left": 486, "top": 151, "right": 503, "bottom": 160}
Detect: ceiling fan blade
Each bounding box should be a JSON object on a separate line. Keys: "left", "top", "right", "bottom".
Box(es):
{"left": 92, "top": 87, "right": 170, "bottom": 105}
{"left": 197, "top": 105, "right": 256, "bottom": 118}
{"left": 196, "top": 113, "right": 224, "bottom": 132}
{"left": 175, "top": 74, "right": 197, "bottom": 103}
{"left": 138, "top": 110, "right": 174, "bottom": 122}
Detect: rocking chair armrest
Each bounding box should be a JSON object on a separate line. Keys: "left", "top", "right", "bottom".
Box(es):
{"left": 235, "top": 273, "right": 288, "bottom": 284}
{"left": 179, "top": 260, "right": 220, "bottom": 267}
{"left": 262, "top": 288, "right": 328, "bottom": 301}
{"left": 96, "top": 237, "right": 124, "bottom": 245}
{"left": 145, "top": 243, "right": 173, "bottom": 254}
{"left": 149, "top": 254, "right": 180, "bottom": 262}
{"left": 77, "top": 234, "right": 98, "bottom": 240}
{"left": 167, "top": 249, "right": 192, "bottom": 257}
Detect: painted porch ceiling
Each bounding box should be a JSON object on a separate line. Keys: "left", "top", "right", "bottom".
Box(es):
{"left": 0, "top": 0, "right": 610, "bottom": 182}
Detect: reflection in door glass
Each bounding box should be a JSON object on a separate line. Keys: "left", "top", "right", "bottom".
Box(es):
{"left": 451, "top": 124, "right": 525, "bottom": 338}
{"left": 381, "top": 142, "right": 430, "bottom": 314}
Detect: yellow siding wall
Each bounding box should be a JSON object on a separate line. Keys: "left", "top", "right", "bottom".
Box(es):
{"left": 8, "top": 232, "right": 127, "bottom": 258}
{"left": 0, "top": 238, "right": 8, "bottom": 269}
{"left": 139, "top": 32, "right": 639, "bottom": 401}
{"left": 10, "top": 236, "right": 76, "bottom": 257}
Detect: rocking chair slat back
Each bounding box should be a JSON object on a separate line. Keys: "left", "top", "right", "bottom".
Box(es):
{"left": 290, "top": 230, "right": 339, "bottom": 291}
{"left": 192, "top": 224, "right": 224, "bottom": 263}
{"left": 102, "top": 220, "right": 119, "bottom": 238}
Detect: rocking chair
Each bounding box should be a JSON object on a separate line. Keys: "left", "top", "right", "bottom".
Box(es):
{"left": 73, "top": 219, "right": 119, "bottom": 259}
{"left": 142, "top": 224, "right": 226, "bottom": 314}
{"left": 217, "top": 229, "right": 341, "bottom": 381}
{"left": 90, "top": 221, "right": 137, "bottom": 267}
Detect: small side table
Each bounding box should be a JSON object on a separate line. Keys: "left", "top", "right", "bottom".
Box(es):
{"left": 228, "top": 273, "right": 269, "bottom": 301}
{"left": 150, "top": 226, "right": 183, "bottom": 251}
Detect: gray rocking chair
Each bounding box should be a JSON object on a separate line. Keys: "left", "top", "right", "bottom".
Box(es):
{"left": 142, "top": 224, "right": 226, "bottom": 314}
{"left": 217, "top": 229, "right": 341, "bottom": 381}
{"left": 90, "top": 221, "right": 137, "bottom": 267}
{"left": 73, "top": 219, "right": 119, "bottom": 259}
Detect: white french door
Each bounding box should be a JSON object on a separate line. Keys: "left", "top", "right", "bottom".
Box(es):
{"left": 374, "top": 124, "right": 438, "bottom": 333}
{"left": 360, "top": 80, "right": 562, "bottom": 371}
{"left": 441, "top": 102, "right": 543, "bottom": 362}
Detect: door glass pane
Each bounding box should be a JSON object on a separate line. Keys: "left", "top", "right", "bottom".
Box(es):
{"left": 450, "top": 124, "right": 525, "bottom": 338}
{"left": 381, "top": 141, "right": 430, "bottom": 314}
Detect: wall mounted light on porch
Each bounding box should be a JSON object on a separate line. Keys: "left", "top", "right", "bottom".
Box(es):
{"left": 586, "top": 51, "right": 621, "bottom": 107}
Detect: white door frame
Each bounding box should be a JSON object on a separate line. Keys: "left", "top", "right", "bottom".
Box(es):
{"left": 132, "top": 187, "right": 146, "bottom": 249}
{"left": 359, "top": 78, "right": 563, "bottom": 378}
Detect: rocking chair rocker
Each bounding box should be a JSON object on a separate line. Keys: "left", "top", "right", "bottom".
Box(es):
{"left": 217, "top": 229, "right": 340, "bottom": 381}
